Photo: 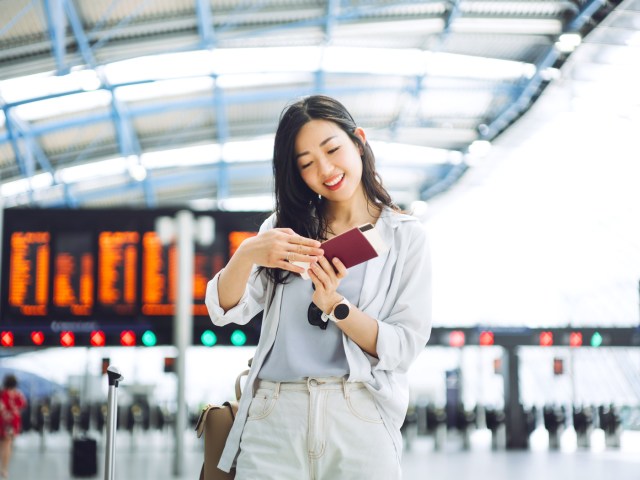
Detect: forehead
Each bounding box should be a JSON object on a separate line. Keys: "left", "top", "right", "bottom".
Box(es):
{"left": 295, "top": 119, "right": 345, "bottom": 148}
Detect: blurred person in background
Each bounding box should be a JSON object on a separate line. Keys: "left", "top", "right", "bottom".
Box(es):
{"left": 0, "top": 374, "right": 27, "bottom": 478}
{"left": 206, "top": 95, "right": 432, "bottom": 479}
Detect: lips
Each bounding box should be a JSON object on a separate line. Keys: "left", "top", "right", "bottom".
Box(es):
{"left": 324, "top": 173, "right": 344, "bottom": 191}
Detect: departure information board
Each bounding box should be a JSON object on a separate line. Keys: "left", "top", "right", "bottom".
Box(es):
{"left": 0, "top": 209, "right": 268, "bottom": 347}
{"left": 53, "top": 232, "right": 93, "bottom": 316}
{"left": 140, "top": 233, "right": 226, "bottom": 316}
{"left": 8, "top": 232, "right": 50, "bottom": 316}
{"left": 98, "top": 231, "right": 138, "bottom": 315}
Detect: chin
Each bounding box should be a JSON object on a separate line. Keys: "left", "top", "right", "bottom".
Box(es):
{"left": 325, "top": 189, "right": 357, "bottom": 203}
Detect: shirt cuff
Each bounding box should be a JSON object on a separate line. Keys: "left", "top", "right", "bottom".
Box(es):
{"left": 205, "top": 270, "right": 250, "bottom": 326}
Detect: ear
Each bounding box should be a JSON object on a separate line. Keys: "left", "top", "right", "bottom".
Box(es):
{"left": 354, "top": 127, "right": 366, "bottom": 144}
{"left": 353, "top": 127, "right": 366, "bottom": 154}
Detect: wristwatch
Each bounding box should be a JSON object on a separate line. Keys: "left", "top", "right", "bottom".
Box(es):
{"left": 321, "top": 297, "right": 351, "bottom": 323}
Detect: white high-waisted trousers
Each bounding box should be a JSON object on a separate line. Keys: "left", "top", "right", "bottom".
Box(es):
{"left": 235, "top": 376, "right": 401, "bottom": 480}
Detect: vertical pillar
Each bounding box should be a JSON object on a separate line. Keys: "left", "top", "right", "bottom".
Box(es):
{"left": 173, "top": 210, "right": 194, "bottom": 476}
{"left": 503, "top": 346, "right": 528, "bottom": 449}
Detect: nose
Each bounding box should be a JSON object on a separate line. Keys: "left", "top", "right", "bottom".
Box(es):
{"left": 317, "top": 155, "right": 333, "bottom": 176}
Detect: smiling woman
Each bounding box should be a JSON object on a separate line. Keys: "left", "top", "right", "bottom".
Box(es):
{"left": 295, "top": 118, "right": 365, "bottom": 202}
{"left": 205, "top": 94, "right": 432, "bottom": 479}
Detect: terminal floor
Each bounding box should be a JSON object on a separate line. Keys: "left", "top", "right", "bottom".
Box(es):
{"left": 9, "top": 429, "right": 640, "bottom": 480}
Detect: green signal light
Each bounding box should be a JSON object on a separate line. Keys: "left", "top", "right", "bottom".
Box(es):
{"left": 590, "top": 332, "right": 603, "bottom": 347}
{"left": 201, "top": 330, "right": 217, "bottom": 347}
{"left": 141, "top": 330, "right": 157, "bottom": 347}
{"left": 230, "top": 330, "right": 247, "bottom": 347}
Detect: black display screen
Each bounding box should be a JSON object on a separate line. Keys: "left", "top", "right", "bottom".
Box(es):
{"left": 0, "top": 209, "right": 268, "bottom": 347}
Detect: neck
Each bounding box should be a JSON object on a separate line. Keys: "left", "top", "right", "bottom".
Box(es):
{"left": 324, "top": 191, "right": 381, "bottom": 234}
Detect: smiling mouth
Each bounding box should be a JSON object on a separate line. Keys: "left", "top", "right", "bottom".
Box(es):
{"left": 324, "top": 174, "right": 344, "bottom": 190}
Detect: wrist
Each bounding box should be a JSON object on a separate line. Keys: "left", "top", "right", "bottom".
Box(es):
{"left": 318, "top": 294, "right": 344, "bottom": 315}
{"left": 321, "top": 297, "right": 351, "bottom": 323}
{"left": 226, "top": 244, "right": 256, "bottom": 275}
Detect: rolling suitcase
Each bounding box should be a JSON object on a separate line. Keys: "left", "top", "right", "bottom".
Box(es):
{"left": 71, "top": 436, "right": 98, "bottom": 477}
{"left": 104, "top": 366, "right": 124, "bottom": 480}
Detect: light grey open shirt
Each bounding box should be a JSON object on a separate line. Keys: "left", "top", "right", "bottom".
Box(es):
{"left": 205, "top": 207, "right": 432, "bottom": 472}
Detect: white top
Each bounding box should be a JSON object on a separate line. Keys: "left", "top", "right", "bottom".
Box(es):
{"left": 205, "top": 207, "right": 432, "bottom": 472}
{"left": 258, "top": 262, "right": 365, "bottom": 382}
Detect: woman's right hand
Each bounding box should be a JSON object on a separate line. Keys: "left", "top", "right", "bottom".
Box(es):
{"left": 237, "top": 228, "right": 324, "bottom": 274}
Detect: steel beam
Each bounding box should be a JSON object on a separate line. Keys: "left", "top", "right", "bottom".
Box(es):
{"left": 213, "top": 80, "right": 230, "bottom": 200}
{"left": 0, "top": 0, "right": 36, "bottom": 38}
{"left": 63, "top": 0, "right": 97, "bottom": 66}
{"left": 325, "top": 0, "right": 339, "bottom": 42}
{"left": 43, "top": 0, "right": 69, "bottom": 75}
{"left": 9, "top": 114, "right": 56, "bottom": 175}
{"left": 567, "top": 0, "right": 608, "bottom": 32}
{"left": 63, "top": 0, "right": 155, "bottom": 206}
{"left": 0, "top": 82, "right": 425, "bottom": 143}
{"left": 481, "top": 0, "right": 608, "bottom": 143}
{"left": 3, "top": 107, "right": 79, "bottom": 206}
{"left": 89, "top": 0, "right": 156, "bottom": 53}
{"left": 480, "top": 47, "right": 559, "bottom": 141}
{"left": 195, "top": 0, "right": 216, "bottom": 47}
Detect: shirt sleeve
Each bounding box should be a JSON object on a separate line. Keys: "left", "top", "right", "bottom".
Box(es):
{"left": 204, "top": 215, "right": 274, "bottom": 326}
{"left": 372, "top": 221, "right": 432, "bottom": 373}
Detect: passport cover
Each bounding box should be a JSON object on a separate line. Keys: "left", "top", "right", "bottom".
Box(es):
{"left": 293, "top": 223, "right": 387, "bottom": 279}
{"left": 321, "top": 223, "right": 384, "bottom": 269}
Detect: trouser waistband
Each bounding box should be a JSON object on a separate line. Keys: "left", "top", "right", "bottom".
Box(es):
{"left": 256, "top": 376, "right": 366, "bottom": 396}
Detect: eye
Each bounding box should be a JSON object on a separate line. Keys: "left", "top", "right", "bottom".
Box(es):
{"left": 328, "top": 146, "right": 340, "bottom": 154}
{"left": 300, "top": 161, "right": 313, "bottom": 170}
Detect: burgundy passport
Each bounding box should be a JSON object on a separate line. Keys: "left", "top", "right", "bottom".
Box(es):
{"left": 321, "top": 223, "right": 388, "bottom": 269}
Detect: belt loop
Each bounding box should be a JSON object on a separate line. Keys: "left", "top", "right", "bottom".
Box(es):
{"left": 342, "top": 377, "right": 348, "bottom": 399}
{"left": 274, "top": 382, "right": 281, "bottom": 399}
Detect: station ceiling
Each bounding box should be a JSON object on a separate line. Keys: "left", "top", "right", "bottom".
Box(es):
{"left": 0, "top": 0, "right": 631, "bottom": 209}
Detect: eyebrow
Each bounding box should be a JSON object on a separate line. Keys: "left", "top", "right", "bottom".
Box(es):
{"left": 295, "top": 135, "right": 337, "bottom": 160}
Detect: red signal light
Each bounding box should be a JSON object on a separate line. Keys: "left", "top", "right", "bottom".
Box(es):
{"left": 60, "top": 331, "right": 75, "bottom": 347}
{"left": 1, "top": 332, "right": 14, "bottom": 348}
{"left": 31, "top": 331, "right": 45, "bottom": 346}
{"left": 539, "top": 331, "right": 553, "bottom": 347}
{"left": 449, "top": 330, "right": 465, "bottom": 348}
{"left": 479, "top": 331, "right": 494, "bottom": 346}
{"left": 120, "top": 330, "right": 136, "bottom": 347}
{"left": 569, "top": 332, "right": 582, "bottom": 347}
{"left": 90, "top": 331, "right": 106, "bottom": 347}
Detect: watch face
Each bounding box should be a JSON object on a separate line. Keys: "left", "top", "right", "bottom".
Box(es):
{"left": 334, "top": 302, "right": 350, "bottom": 320}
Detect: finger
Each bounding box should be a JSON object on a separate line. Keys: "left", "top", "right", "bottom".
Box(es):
{"left": 277, "top": 259, "right": 306, "bottom": 274}
{"left": 288, "top": 235, "right": 323, "bottom": 250}
{"left": 308, "top": 267, "right": 322, "bottom": 287}
{"left": 285, "top": 251, "right": 319, "bottom": 265}
{"left": 331, "top": 257, "right": 348, "bottom": 278}
{"left": 317, "top": 256, "right": 337, "bottom": 276}
{"left": 309, "top": 262, "right": 326, "bottom": 285}
{"left": 310, "top": 260, "right": 334, "bottom": 286}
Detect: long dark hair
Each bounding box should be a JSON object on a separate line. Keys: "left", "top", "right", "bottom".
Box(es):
{"left": 2, "top": 374, "right": 17, "bottom": 389}
{"left": 264, "top": 95, "right": 398, "bottom": 285}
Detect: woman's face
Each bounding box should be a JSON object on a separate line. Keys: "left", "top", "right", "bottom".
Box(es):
{"left": 294, "top": 119, "right": 366, "bottom": 203}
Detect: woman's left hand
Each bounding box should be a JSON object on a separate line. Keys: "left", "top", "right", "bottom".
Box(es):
{"left": 308, "top": 256, "right": 348, "bottom": 313}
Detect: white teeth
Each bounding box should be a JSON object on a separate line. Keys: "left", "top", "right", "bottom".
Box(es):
{"left": 324, "top": 174, "right": 344, "bottom": 186}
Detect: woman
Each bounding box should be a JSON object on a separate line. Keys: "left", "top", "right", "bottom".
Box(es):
{"left": 0, "top": 374, "right": 27, "bottom": 479}
{"left": 206, "top": 95, "right": 431, "bottom": 479}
